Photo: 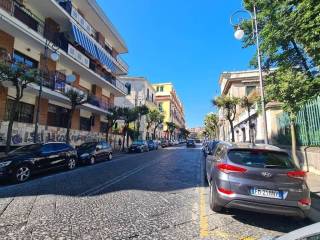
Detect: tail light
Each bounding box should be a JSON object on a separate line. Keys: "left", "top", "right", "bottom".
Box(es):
{"left": 287, "top": 170, "right": 306, "bottom": 180}
{"left": 298, "top": 198, "right": 311, "bottom": 206}
{"left": 217, "top": 163, "right": 247, "bottom": 174}
{"left": 217, "top": 187, "right": 235, "bottom": 196}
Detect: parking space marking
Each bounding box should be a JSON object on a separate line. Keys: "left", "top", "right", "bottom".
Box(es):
{"left": 199, "top": 186, "right": 209, "bottom": 238}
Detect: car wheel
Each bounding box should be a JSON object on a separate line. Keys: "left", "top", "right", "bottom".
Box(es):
{"left": 14, "top": 165, "right": 31, "bottom": 183}
{"left": 209, "top": 181, "right": 222, "bottom": 212}
{"left": 108, "top": 153, "right": 112, "bottom": 161}
{"left": 67, "top": 157, "right": 77, "bottom": 170}
{"left": 89, "top": 156, "right": 95, "bottom": 165}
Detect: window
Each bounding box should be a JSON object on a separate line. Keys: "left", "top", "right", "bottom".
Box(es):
{"left": 151, "top": 94, "right": 154, "bottom": 102}
{"left": 227, "top": 149, "right": 295, "bottom": 169}
{"left": 245, "top": 86, "right": 256, "bottom": 96}
{"left": 13, "top": 50, "right": 38, "bottom": 69}
{"left": 156, "top": 86, "right": 159, "bottom": 92}
{"left": 47, "top": 104, "right": 69, "bottom": 128}
{"left": 80, "top": 117, "right": 91, "bottom": 131}
{"left": 160, "top": 86, "right": 164, "bottom": 92}
{"left": 147, "top": 89, "right": 150, "bottom": 100}
{"left": 5, "top": 99, "right": 34, "bottom": 123}
{"left": 41, "top": 144, "right": 56, "bottom": 154}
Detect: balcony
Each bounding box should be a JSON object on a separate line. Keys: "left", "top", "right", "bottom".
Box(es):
{"left": 0, "top": 0, "right": 44, "bottom": 35}
{"left": 57, "top": 0, "right": 129, "bottom": 74}
{"left": 87, "top": 95, "right": 112, "bottom": 112}
{"left": 0, "top": 0, "right": 128, "bottom": 96}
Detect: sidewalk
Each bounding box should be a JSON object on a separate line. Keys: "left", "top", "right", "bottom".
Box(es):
{"left": 307, "top": 172, "right": 320, "bottom": 222}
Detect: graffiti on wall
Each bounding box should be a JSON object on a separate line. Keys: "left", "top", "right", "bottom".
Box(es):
{"left": 0, "top": 121, "right": 105, "bottom": 146}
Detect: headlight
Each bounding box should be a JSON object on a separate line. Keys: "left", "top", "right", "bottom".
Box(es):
{"left": 80, "top": 153, "right": 89, "bottom": 158}
{"left": 0, "top": 161, "right": 12, "bottom": 168}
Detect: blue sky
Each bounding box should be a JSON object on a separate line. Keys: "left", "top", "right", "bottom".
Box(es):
{"left": 98, "top": 0, "right": 255, "bottom": 128}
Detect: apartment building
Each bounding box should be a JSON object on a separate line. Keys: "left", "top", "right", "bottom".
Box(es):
{"left": 0, "top": 0, "right": 129, "bottom": 146}
{"left": 218, "top": 70, "right": 282, "bottom": 144}
{"left": 153, "top": 83, "right": 185, "bottom": 140}
{"left": 115, "top": 76, "right": 159, "bottom": 140}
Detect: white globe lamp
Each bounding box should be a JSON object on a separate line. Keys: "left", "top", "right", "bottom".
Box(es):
{"left": 234, "top": 27, "right": 245, "bottom": 40}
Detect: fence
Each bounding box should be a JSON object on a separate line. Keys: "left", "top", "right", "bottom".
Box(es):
{"left": 276, "top": 96, "right": 320, "bottom": 146}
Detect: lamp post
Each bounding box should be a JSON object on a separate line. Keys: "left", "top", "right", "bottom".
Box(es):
{"left": 33, "top": 39, "right": 60, "bottom": 143}
{"left": 230, "top": 4, "right": 268, "bottom": 144}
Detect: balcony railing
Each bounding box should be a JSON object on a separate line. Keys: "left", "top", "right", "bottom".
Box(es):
{"left": 87, "top": 95, "right": 112, "bottom": 112}
{"left": 0, "top": 0, "right": 44, "bottom": 35}
{"left": 0, "top": 0, "right": 128, "bottom": 96}
{"left": 116, "top": 55, "right": 129, "bottom": 73}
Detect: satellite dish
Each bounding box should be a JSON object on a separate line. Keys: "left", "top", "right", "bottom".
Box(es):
{"left": 66, "top": 74, "right": 76, "bottom": 84}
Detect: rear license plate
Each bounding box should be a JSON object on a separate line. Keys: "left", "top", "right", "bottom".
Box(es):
{"left": 250, "top": 188, "right": 282, "bottom": 199}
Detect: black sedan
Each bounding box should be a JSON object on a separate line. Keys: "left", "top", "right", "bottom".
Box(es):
{"left": 186, "top": 139, "right": 196, "bottom": 147}
{"left": 128, "top": 140, "right": 149, "bottom": 153}
{"left": 0, "top": 142, "right": 77, "bottom": 183}
{"left": 77, "top": 141, "right": 112, "bottom": 165}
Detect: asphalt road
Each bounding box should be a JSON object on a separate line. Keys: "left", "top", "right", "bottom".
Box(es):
{"left": 0, "top": 145, "right": 312, "bottom": 239}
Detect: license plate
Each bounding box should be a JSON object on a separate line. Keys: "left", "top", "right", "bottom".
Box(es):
{"left": 250, "top": 188, "right": 282, "bottom": 199}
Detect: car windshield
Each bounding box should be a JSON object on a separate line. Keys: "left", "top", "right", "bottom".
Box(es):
{"left": 11, "top": 144, "right": 42, "bottom": 154}
{"left": 188, "top": 140, "right": 194, "bottom": 143}
{"left": 78, "top": 142, "right": 97, "bottom": 149}
{"left": 147, "top": 140, "right": 154, "bottom": 144}
{"left": 227, "top": 149, "right": 296, "bottom": 169}
{"left": 133, "top": 141, "right": 144, "bottom": 145}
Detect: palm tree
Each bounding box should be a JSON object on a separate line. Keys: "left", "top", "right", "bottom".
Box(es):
{"left": 166, "top": 122, "right": 176, "bottom": 140}
{"left": 146, "top": 109, "right": 161, "bottom": 139}
{"left": 179, "top": 127, "right": 190, "bottom": 140}
{"left": 212, "top": 96, "right": 239, "bottom": 142}
{"left": 0, "top": 53, "right": 39, "bottom": 153}
{"left": 204, "top": 113, "right": 219, "bottom": 139}
{"left": 105, "top": 106, "right": 121, "bottom": 142}
{"left": 153, "top": 112, "right": 164, "bottom": 140}
{"left": 119, "top": 107, "right": 139, "bottom": 151}
{"left": 64, "top": 89, "right": 87, "bottom": 144}
{"left": 240, "top": 91, "right": 259, "bottom": 143}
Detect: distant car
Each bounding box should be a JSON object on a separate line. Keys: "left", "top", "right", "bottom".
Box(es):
{"left": 204, "top": 141, "right": 220, "bottom": 157}
{"left": 77, "top": 141, "right": 112, "bottom": 165}
{"left": 186, "top": 139, "right": 196, "bottom": 147}
{"left": 0, "top": 143, "right": 77, "bottom": 183}
{"left": 147, "top": 140, "right": 158, "bottom": 150}
{"left": 161, "top": 140, "right": 169, "bottom": 148}
{"left": 129, "top": 140, "right": 149, "bottom": 153}
{"left": 206, "top": 142, "right": 310, "bottom": 219}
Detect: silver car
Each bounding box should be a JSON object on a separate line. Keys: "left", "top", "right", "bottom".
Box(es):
{"left": 205, "top": 142, "right": 310, "bottom": 219}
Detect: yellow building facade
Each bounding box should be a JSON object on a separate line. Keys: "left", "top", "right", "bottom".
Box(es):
{"left": 153, "top": 83, "right": 185, "bottom": 139}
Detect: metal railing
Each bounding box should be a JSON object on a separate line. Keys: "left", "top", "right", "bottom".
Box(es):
{"left": 87, "top": 95, "right": 112, "bottom": 111}
{"left": 276, "top": 96, "right": 320, "bottom": 146}
{"left": 116, "top": 55, "right": 129, "bottom": 73}
{"left": 0, "top": 0, "right": 45, "bottom": 35}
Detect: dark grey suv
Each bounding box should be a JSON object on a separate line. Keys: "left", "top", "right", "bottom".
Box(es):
{"left": 205, "top": 142, "right": 310, "bottom": 219}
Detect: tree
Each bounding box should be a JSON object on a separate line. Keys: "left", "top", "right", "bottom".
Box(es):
{"left": 119, "top": 105, "right": 149, "bottom": 151}
{"left": 239, "top": 91, "right": 259, "bottom": 143}
{"left": 105, "top": 107, "right": 121, "bottom": 142}
{"left": 166, "top": 122, "right": 176, "bottom": 140}
{"left": 212, "top": 96, "right": 239, "bottom": 142}
{"left": 179, "top": 127, "right": 190, "bottom": 140}
{"left": 135, "top": 105, "right": 149, "bottom": 139}
{"left": 153, "top": 112, "right": 164, "bottom": 140}
{"left": 265, "top": 67, "right": 320, "bottom": 164}
{"left": 204, "top": 113, "right": 219, "bottom": 139}
{"left": 241, "top": 0, "right": 320, "bottom": 163}
{"left": 145, "top": 109, "right": 160, "bottom": 140}
{"left": 64, "top": 89, "right": 87, "bottom": 144}
{"left": 0, "top": 57, "right": 39, "bottom": 154}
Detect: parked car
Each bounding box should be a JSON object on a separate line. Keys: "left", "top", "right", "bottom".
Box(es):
{"left": 129, "top": 140, "right": 149, "bottom": 153}
{"left": 77, "top": 141, "right": 112, "bottom": 165}
{"left": 161, "top": 140, "right": 169, "bottom": 148}
{"left": 206, "top": 142, "right": 310, "bottom": 219}
{"left": 186, "top": 139, "right": 196, "bottom": 147}
{"left": 204, "top": 141, "right": 220, "bottom": 158}
{"left": 0, "top": 142, "right": 77, "bottom": 183}
{"left": 147, "top": 140, "right": 158, "bottom": 150}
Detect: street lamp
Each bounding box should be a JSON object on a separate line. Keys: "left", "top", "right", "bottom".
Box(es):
{"left": 230, "top": 4, "right": 268, "bottom": 144}
{"left": 33, "top": 39, "right": 60, "bottom": 143}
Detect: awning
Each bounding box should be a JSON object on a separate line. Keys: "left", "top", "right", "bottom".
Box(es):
{"left": 95, "top": 44, "right": 116, "bottom": 73}
{"left": 71, "top": 23, "right": 121, "bottom": 74}
{"left": 71, "top": 24, "right": 99, "bottom": 59}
